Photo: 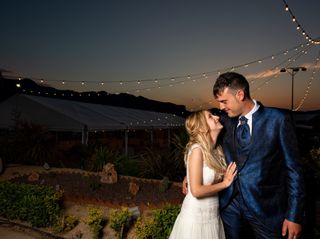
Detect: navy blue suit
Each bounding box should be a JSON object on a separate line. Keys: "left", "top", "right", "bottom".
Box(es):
{"left": 219, "top": 104, "right": 305, "bottom": 237}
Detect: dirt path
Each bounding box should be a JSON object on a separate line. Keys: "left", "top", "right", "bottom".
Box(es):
{"left": 0, "top": 218, "right": 63, "bottom": 239}
{"left": 0, "top": 226, "right": 36, "bottom": 239}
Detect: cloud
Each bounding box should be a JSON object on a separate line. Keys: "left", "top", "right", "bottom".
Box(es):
{"left": 246, "top": 63, "right": 320, "bottom": 81}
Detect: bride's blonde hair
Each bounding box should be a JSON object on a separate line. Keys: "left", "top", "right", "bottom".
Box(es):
{"left": 184, "top": 110, "right": 226, "bottom": 181}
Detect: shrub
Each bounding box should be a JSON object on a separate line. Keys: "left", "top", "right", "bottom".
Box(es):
{"left": 0, "top": 181, "right": 63, "bottom": 227}
{"left": 89, "top": 146, "right": 132, "bottom": 174}
{"left": 302, "top": 146, "right": 320, "bottom": 187}
{"left": 109, "top": 207, "right": 132, "bottom": 239}
{"left": 159, "top": 177, "right": 170, "bottom": 193}
{"left": 136, "top": 129, "right": 188, "bottom": 182}
{"left": 310, "top": 147, "right": 320, "bottom": 179}
{"left": 0, "top": 118, "right": 57, "bottom": 165}
{"left": 84, "top": 207, "right": 104, "bottom": 239}
{"left": 170, "top": 130, "right": 189, "bottom": 181}
{"left": 117, "top": 155, "right": 140, "bottom": 177}
{"left": 66, "top": 143, "right": 94, "bottom": 170}
{"left": 53, "top": 215, "right": 78, "bottom": 233}
{"left": 138, "top": 148, "right": 180, "bottom": 180}
{"left": 134, "top": 216, "right": 154, "bottom": 239}
{"left": 90, "top": 146, "right": 114, "bottom": 172}
{"left": 151, "top": 204, "right": 180, "bottom": 238}
{"left": 134, "top": 204, "right": 180, "bottom": 239}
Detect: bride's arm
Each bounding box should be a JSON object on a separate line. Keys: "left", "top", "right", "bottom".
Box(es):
{"left": 189, "top": 147, "right": 236, "bottom": 198}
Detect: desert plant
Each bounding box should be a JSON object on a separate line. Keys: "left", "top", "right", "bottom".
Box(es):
{"left": 137, "top": 129, "right": 188, "bottom": 181}
{"left": 310, "top": 147, "right": 320, "bottom": 180}
{"left": 53, "top": 215, "right": 78, "bottom": 233}
{"left": 171, "top": 130, "right": 188, "bottom": 156}
{"left": 84, "top": 207, "right": 104, "bottom": 239}
{"left": 1, "top": 116, "right": 57, "bottom": 165}
{"left": 89, "top": 146, "right": 130, "bottom": 173}
{"left": 151, "top": 204, "right": 180, "bottom": 238}
{"left": 109, "top": 207, "right": 132, "bottom": 239}
{"left": 117, "top": 154, "right": 140, "bottom": 177}
{"left": 0, "top": 181, "right": 63, "bottom": 227}
{"left": 302, "top": 146, "right": 320, "bottom": 187}
{"left": 90, "top": 146, "right": 113, "bottom": 171}
{"left": 170, "top": 130, "right": 189, "bottom": 180}
{"left": 134, "top": 204, "right": 180, "bottom": 239}
{"left": 134, "top": 216, "right": 154, "bottom": 239}
{"left": 138, "top": 147, "right": 184, "bottom": 181}
{"left": 64, "top": 215, "right": 78, "bottom": 231}
{"left": 66, "top": 143, "right": 94, "bottom": 170}
{"left": 159, "top": 176, "right": 170, "bottom": 193}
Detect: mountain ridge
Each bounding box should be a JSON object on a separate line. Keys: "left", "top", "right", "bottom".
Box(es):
{"left": 0, "top": 77, "right": 189, "bottom": 117}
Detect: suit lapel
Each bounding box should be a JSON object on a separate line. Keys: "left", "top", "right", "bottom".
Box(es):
{"left": 235, "top": 103, "right": 264, "bottom": 171}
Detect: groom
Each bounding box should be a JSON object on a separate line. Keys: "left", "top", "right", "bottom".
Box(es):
{"left": 213, "top": 72, "right": 305, "bottom": 239}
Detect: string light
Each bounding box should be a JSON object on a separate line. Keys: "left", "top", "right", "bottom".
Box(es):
{"left": 281, "top": 0, "right": 320, "bottom": 45}
{"left": 3, "top": 42, "right": 309, "bottom": 91}
{"left": 119, "top": 43, "right": 312, "bottom": 94}
{"left": 190, "top": 43, "right": 316, "bottom": 111}
{"left": 251, "top": 43, "right": 314, "bottom": 93}
{"left": 4, "top": 43, "right": 314, "bottom": 104}
{"left": 294, "top": 50, "right": 320, "bottom": 111}
{"left": 4, "top": 41, "right": 318, "bottom": 111}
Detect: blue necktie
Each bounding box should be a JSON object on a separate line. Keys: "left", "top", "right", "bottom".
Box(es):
{"left": 236, "top": 116, "right": 250, "bottom": 149}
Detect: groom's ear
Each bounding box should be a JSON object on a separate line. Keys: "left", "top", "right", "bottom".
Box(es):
{"left": 236, "top": 89, "right": 245, "bottom": 101}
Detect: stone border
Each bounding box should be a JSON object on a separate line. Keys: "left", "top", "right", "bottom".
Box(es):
{"left": 1, "top": 165, "right": 183, "bottom": 210}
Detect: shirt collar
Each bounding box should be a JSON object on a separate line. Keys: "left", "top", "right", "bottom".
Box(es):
{"left": 241, "top": 99, "right": 260, "bottom": 122}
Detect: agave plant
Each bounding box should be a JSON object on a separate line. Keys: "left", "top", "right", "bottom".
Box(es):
{"left": 170, "top": 129, "right": 189, "bottom": 172}
{"left": 138, "top": 129, "right": 188, "bottom": 181}
{"left": 8, "top": 118, "right": 56, "bottom": 165}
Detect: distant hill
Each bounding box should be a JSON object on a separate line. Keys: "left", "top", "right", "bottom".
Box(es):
{"left": 0, "top": 76, "right": 189, "bottom": 117}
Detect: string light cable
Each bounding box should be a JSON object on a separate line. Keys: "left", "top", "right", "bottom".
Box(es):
{"left": 281, "top": 0, "right": 320, "bottom": 45}
{"left": 106, "top": 42, "right": 313, "bottom": 94}
{"left": 2, "top": 42, "right": 311, "bottom": 93}
{"left": 3, "top": 41, "right": 317, "bottom": 112}
{"left": 190, "top": 43, "right": 315, "bottom": 111}
{"left": 251, "top": 42, "right": 314, "bottom": 93}
{"left": 294, "top": 49, "right": 320, "bottom": 111}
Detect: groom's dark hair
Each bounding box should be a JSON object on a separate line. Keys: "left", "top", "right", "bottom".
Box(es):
{"left": 213, "top": 72, "right": 251, "bottom": 99}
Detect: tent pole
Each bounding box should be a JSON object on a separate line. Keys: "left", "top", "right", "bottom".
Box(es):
{"left": 167, "top": 128, "right": 171, "bottom": 148}
{"left": 82, "top": 125, "right": 88, "bottom": 145}
{"left": 125, "top": 130, "right": 128, "bottom": 156}
{"left": 150, "top": 130, "right": 154, "bottom": 147}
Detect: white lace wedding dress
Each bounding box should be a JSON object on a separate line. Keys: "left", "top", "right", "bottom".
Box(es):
{"left": 169, "top": 144, "right": 225, "bottom": 239}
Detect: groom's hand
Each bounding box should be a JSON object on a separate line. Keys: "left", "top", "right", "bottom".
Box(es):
{"left": 282, "top": 219, "right": 302, "bottom": 239}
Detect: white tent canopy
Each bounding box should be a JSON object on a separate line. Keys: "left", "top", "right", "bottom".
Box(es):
{"left": 0, "top": 94, "right": 185, "bottom": 149}
{"left": 0, "top": 94, "right": 184, "bottom": 131}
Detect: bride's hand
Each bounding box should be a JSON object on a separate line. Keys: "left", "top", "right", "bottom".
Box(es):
{"left": 222, "top": 162, "right": 237, "bottom": 188}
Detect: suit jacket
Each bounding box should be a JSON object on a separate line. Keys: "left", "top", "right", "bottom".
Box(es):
{"left": 219, "top": 103, "right": 305, "bottom": 232}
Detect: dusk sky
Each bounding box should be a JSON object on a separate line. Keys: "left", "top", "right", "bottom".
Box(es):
{"left": 1, "top": 0, "right": 319, "bottom": 111}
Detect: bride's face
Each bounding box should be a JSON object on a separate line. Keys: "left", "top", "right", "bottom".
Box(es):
{"left": 204, "top": 110, "right": 223, "bottom": 133}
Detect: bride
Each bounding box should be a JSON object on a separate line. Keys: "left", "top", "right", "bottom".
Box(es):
{"left": 169, "top": 110, "right": 237, "bottom": 239}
